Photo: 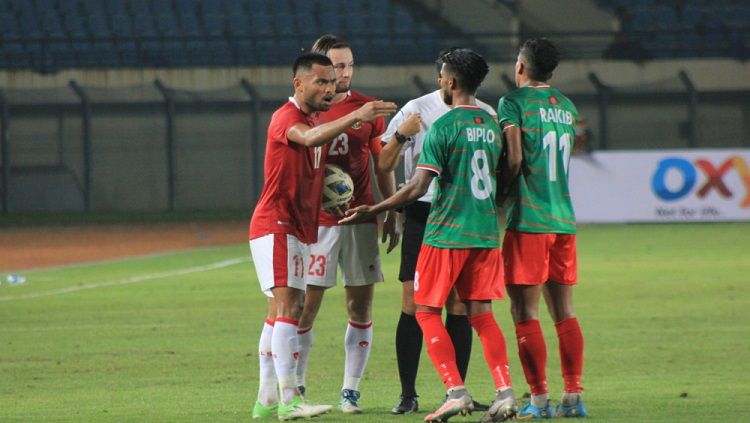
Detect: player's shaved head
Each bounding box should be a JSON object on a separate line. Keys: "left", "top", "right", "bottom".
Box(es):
{"left": 519, "top": 38, "right": 560, "bottom": 82}
{"left": 293, "top": 52, "right": 333, "bottom": 77}
{"left": 439, "top": 48, "right": 489, "bottom": 94}
{"left": 311, "top": 34, "right": 351, "bottom": 55}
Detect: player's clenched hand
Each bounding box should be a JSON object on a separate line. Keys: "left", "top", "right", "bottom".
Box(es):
{"left": 381, "top": 210, "right": 402, "bottom": 254}
{"left": 398, "top": 112, "right": 422, "bottom": 137}
{"left": 338, "top": 204, "right": 375, "bottom": 225}
{"left": 355, "top": 101, "right": 398, "bottom": 122}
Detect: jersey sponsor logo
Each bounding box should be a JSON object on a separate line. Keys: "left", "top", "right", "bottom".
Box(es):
{"left": 651, "top": 155, "right": 750, "bottom": 207}
{"left": 539, "top": 107, "right": 573, "bottom": 125}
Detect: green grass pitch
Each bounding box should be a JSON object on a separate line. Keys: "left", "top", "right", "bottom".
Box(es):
{"left": 1, "top": 223, "right": 749, "bottom": 422}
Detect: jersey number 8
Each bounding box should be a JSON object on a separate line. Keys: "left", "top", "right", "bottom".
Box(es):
{"left": 470, "top": 150, "right": 492, "bottom": 200}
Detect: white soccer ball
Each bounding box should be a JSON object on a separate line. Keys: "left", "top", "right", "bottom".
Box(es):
{"left": 321, "top": 164, "right": 354, "bottom": 212}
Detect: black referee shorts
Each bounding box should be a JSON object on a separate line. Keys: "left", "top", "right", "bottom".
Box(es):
{"left": 398, "top": 200, "right": 430, "bottom": 282}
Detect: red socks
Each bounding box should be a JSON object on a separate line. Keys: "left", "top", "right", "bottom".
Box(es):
{"left": 515, "top": 319, "right": 548, "bottom": 395}
{"left": 415, "top": 310, "right": 463, "bottom": 389}
{"left": 516, "top": 318, "right": 585, "bottom": 394}
{"left": 555, "top": 317, "right": 584, "bottom": 393}
{"left": 469, "top": 311, "right": 512, "bottom": 390}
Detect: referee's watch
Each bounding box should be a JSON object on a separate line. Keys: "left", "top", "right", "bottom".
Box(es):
{"left": 394, "top": 131, "right": 408, "bottom": 144}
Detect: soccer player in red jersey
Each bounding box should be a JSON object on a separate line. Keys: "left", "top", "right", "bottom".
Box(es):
{"left": 498, "top": 38, "right": 587, "bottom": 418}
{"left": 291, "top": 34, "right": 402, "bottom": 414}
{"left": 249, "top": 52, "right": 396, "bottom": 420}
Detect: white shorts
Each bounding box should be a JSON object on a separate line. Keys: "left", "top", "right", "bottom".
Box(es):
{"left": 305, "top": 223, "right": 383, "bottom": 288}
{"left": 249, "top": 233, "right": 310, "bottom": 297}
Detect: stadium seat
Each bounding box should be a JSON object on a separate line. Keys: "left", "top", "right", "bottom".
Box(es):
{"left": 0, "top": 0, "right": 445, "bottom": 68}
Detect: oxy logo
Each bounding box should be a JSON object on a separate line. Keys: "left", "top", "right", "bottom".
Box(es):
{"left": 651, "top": 156, "right": 750, "bottom": 207}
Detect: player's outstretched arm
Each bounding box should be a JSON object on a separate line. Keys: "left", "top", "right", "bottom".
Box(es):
{"left": 497, "top": 124, "right": 523, "bottom": 206}
{"left": 288, "top": 100, "right": 398, "bottom": 147}
{"left": 339, "top": 169, "right": 434, "bottom": 225}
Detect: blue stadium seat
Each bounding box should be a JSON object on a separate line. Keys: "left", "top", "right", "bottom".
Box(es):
{"left": 0, "top": 13, "right": 19, "bottom": 37}
{"left": 174, "top": 0, "right": 199, "bottom": 16}
{"left": 0, "top": 0, "right": 451, "bottom": 68}
{"left": 247, "top": 0, "right": 273, "bottom": 15}
{"left": 41, "top": 11, "right": 65, "bottom": 37}
{"left": 226, "top": 14, "right": 250, "bottom": 36}
{"left": 57, "top": 0, "right": 79, "bottom": 15}
{"left": 295, "top": 14, "right": 317, "bottom": 36}
{"left": 33, "top": 0, "right": 56, "bottom": 14}
{"left": 155, "top": 12, "right": 179, "bottom": 36}
{"left": 62, "top": 12, "right": 87, "bottom": 38}
{"left": 202, "top": 13, "right": 225, "bottom": 37}
{"left": 18, "top": 1, "right": 42, "bottom": 37}
{"left": 111, "top": 14, "right": 133, "bottom": 37}
{"left": 318, "top": 12, "right": 341, "bottom": 34}
{"left": 344, "top": 11, "right": 367, "bottom": 34}
{"left": 202, "top": 0, "right": 224, "bottom": 16}
{"left": 179, "top": 13, "right": 201, "bottom": 36}
{"left": 598, "top": 0, "right": 744, "bottom": 59}
{"left": 248, "top": 13, "right": 273, "bottom": 35}
{"left": 104, "top": 0, "right": 129, "bottom": 16}
{"left": 274, "top": 12, "right": 295, "bottom": 35}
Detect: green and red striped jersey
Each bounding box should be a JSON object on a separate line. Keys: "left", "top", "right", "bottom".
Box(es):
{"left": 498, "top": 85, "right": 577, "bottom": 234}
{"left": 417, "top": 105, "right": 503, "bottom": 248}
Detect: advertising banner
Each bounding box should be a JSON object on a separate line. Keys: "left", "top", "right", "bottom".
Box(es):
{"left": 569, "top": 149, "right": 750, "bottom": 222}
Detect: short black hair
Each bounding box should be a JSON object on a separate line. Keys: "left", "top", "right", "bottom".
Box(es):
{"left": 311, "top": 34, "right": 351, "bottom": 55}
{"left": 519, "top": 38, "right": 560, "bottom": 82}
{"left": 440, "top": 48, "right": 489, "bottom": 93}
{"left": 292, "top": 52, "right": 333, "bottom": 76}
{"left": 435, "top": 47, "right": 460, "bottom": 75}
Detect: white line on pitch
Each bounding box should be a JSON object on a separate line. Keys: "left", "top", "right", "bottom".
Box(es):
{"left": 5, "top": 243, "right": 247, "bottom": 274}
{"left": 0, "top": 257, "right": 249, "bottom": 302}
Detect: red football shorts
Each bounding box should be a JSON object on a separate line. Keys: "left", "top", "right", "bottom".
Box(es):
{"left": 502, "top": 230, "right": 577, "bottom": 285}
{"left": 414, "top": 244, "right": 504, "bottom": 308}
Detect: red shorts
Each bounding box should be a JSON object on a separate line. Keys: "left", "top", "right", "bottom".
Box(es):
{"left": 414, "top": 244, "right": 504, "bottom": 308}
{"left": 502, "top": 230, "right": 577, "bottom": 285}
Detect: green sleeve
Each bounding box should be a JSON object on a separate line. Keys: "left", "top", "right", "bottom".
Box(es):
{"left": 498, "top": 95, "right": 522, "bottom": 128}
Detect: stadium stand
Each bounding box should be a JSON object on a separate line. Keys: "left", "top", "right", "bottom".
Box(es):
{"left": 0, "top": 0, "right": 443, "bottom": 71}
{"left": 597, "top": 0, "right": 750, "bottom": 60}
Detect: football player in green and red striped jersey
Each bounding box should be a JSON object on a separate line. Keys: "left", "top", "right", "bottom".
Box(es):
{"left": 498, "top": 38, "right": 588, "bottom": 419}
{"left": 342, "top": 48, "right": 518, "bottom": 423}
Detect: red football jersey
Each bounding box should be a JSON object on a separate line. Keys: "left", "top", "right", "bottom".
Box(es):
{"left": 249, "top": 98, "right": 328, "bottom": 244}
{"left": 317, "top": 91, "right": 385, "bottom": 226}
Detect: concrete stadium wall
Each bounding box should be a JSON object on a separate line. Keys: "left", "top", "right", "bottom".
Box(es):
{"left": 1, "top": 59, "right": 749, "bottom": 213}
{"left": 1, "top": 58, "right": 749, "bottom": 92}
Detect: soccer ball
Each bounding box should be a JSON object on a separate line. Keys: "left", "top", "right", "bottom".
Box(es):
{"left": 321, "top": 164, "right": 354, "bottom": 212}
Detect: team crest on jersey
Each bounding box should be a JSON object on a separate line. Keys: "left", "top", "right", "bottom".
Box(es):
{"left": 549, "top": 96, "right": 558, "bottom": 105}
{"left": 474, "top": 117, "right": 484, "bottom": 124}
{"left": 352, "top": 121, "right": 362, "bottom": 130}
